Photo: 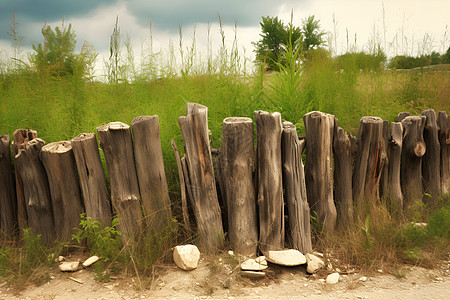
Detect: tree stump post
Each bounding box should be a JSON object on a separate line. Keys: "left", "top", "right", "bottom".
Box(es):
{"left": 282, "top": 121, "right": 312, "bottom": 254}
{"left": 421, "top": 109, "right": 441, "bottom": 202}
{"left": 387, "top": 122, "right": 404, "bottom": 214}
{"left": 397, "top": 112, "right": 410, "bottom": 122}
{"left": 219, "top": 117, "right": 258, "bottom": 256}
{"left": 40, "top": 141, "right": 84, "bottom": 243}
{"left": 0, "top": 135, "right": 17, "bottom": 235}
{"left": 97, "top": 122, "right": 143, "bottom": 241}
{"left": 380, "top": 120, "right": 390, "bottom": 199}
{"left": 15, "top": 139, "right": 54, "bottom": 244}
{"left": 171, "top": 139, "right": 191, "bottom": 231}
{"left": 353, "top": 116, "right": 386, "bottom": 211}
{"left": 255, "top": 110, "right": 284, "bottom": 252}
{"left": 12, "top": 129, "right": 37, "bottom": 233}
{"left": 178, "top": 103, "right": 224, "bottom": 250}
{"left": 71, "top": 133, "right": 111, "bottom": 227}
{"left": 401, "top": 116, "right": 426, "bottom": 209}
{"left": 332, "top": 122, "right": 354, "bottom": 229}
{"left": 132, "top": 116, "right": 172, "bottom": 233}
{"left": 437, "top": 111, "right": 450, "bottom": 194}
{"left": 303, "top": 111, "right": 337, "bottom": 232}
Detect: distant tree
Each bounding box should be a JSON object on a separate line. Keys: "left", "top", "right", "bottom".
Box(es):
{"left": 302, "top": 15, "right": 326, "bottom": 51}
{"left": 253, "top": 15, "right": 324, "bottom": 71}
{"left": 444, "top": 46, "right": 450, "bottom": 64}
{"left": 30, "top": 23, "right": 96, "bottom": 78}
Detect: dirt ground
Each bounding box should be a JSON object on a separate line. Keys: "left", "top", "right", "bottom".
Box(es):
{"left": 1, "top": 252, "right": 448, "bottom": 300}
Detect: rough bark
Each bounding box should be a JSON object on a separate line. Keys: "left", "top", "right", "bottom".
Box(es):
{"left": 132, "top": 116, "right": 172, "bottom": 233}
{"left": 387, "top": 122, "right": 404, "bottom": 214}
{"left": 97, "top": 122, "right": 143, "bottom": 241}
{"left": 178, "top": 103, "right": 224, "bottom": 250}
{"left": 353, "top": 116, "right": 386, "bottom": 210}
{"left": 219, "top": 117, "right": 258, "bottom": 256}
{"left": 332, "top": 123, "right": 354, "bottom": 229}
{"left": 421, "top": 109, "right": 441, "bottom": 202}
{"left": 282, "top": 121, "right": 312, "bottom": 254}
{"left": 255, "top": 110, "right": 284, "bottom": 252}
{"left": 380, "top": 120, "right": 390, "bottom": 199}
{"left": 401, "top": 116, "right": 426, "bottom": 209}
{"left": 40, "top": 141, "right": 84, "bottom": 243}
{"left": 397, "top": 112, "right": 410, "bottom": 122}
{"left": 15, "top": 138, "right": 54, "bottom": 244}
{"left": 437, "top": 111, "right": 450, "bottom": 194}
{"left": 12, "top": 129, "right": 37, "bottom": 232}
{"left": 71, "top": 133, "right": 111, "bottom": 227}
{"left": 0, "top": 135, "right": 17, "bottom": 235}
{"left": 303, "top": 111, "right": 337, "bottom": 232}
{"left": 171, "top": 139, "right": 190, "bottom": 231}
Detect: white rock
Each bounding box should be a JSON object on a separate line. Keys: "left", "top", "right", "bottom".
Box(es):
{"left": 263, "top": 249, "right": 306, "bottom": 266}
{"left": 228, "top": 250, "right": 234, "bottom": 256}
{"left": 240, "top": 259, "right": 268, "bottom": 271}
{"left": 305, "top": 253, "right": 325, "bottom": 274}
{"left": 173, "top": 245, "right": 200, "bottom": 270}
{"left": 255, "top": 256, "right": 267, "bottom": 266}
{"left": 326, "top": 272, "right": 340, "bottom": 284}
{"left": 359, "top": 276, "right": 367, "bottom": 282}
{"left": 59, "top": 261, "right": 80, "bottom": 272}
{"left": 83, "top": 255, "right": 99, "bottom": 267}
{"left": 58, "top": 256, "right": 65, "bottom": 262}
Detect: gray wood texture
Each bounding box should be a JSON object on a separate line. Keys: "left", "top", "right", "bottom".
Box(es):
{"left": 0, "top": 135, "right": 17, "bottom": 235}
{"left": 421, "top": 109, "right": 441, "bottom": 202}
{"left": 387, "top": 122, "right": 404, "bottom": 213}
{"left": 437, "top": 111, "right": 450, "bottom": 194}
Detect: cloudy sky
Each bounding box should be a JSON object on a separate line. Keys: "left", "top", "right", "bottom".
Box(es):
{"left": 1, "top": 0, "right": 449, "bottom": 73}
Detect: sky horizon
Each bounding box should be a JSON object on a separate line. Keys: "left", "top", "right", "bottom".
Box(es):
{"left": 1, "top": 0, "right": 449, "bottom": 74}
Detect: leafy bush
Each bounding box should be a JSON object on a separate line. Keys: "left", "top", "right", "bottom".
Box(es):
{"left": 335, "top": 50, "right": 387, "bottom": 72}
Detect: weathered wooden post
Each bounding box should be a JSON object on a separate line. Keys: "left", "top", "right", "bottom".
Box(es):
{"left": 397, "top": 112, "right": 410, "bottom": 122}
{"left": 15, "top": 139, "right": 54, "bottom": 244}
{"left": 380, "top": 120, "right": 390, "bottom": 199}
{"left": 401, "top": 116, "right": 426, "bottom": 209}
{"left": 71, "top": 133, "right": 111, "bottom": 227}
{"left": 255, "top": 110, "right": 284, "bottom": 251}
{"left": 97, "top": 122, "right": 143, "bottom": 241}
{"left": 178, "top": 103, "right": 224, "bottom": 250}
{"left": 437, "top": 111, "right": 450, "bottom": 194}
{"left": 282, "top": 121, "right": 312, "bottom": 254}
{"left": 219, "top": 117, "right": 258, "bottom": 256}
{"left": 12, "top": 129, "right": 37, "bottom": 232}
{"left": 332, "top": 122, "right": 354, "bottom": 228}
{"left": 0, "top": 135, "right": 17, "bottom": 235}
{"left": 421, "top": 109, "right": 441, "bottom": 202}
{"left": 40, "top": 141, "right": 84, "bottom": 243}
{"left": 303, "top": 111, "right": 337, "bottom": 232}
{"left": 171, "top": 139, "right": 191, "bottom": 231}
{"left": 353, "top": 116, "right": 386, "bottom": 210}
{"left": 387, "top": 122, "right": 404, "bottom": 213}
{"left": 132, "top": 116, "right": 172, "bottom": 233}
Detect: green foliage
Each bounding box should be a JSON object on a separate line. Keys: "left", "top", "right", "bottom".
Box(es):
{"left": 0, "top": 229, "right": 55, "bottom": 287}
{"left": 335, "top": 50, "right": 387, "bottom": 72}
{"left": 302, "top": 15, "right": 326, "bottom": 51}
{"left": 360, "top": 215, "right": 374, "bottom": 250}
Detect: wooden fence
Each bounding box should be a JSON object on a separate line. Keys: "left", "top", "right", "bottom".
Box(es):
{"left": 0, "top": 104, "right": 449, "bottom": 256}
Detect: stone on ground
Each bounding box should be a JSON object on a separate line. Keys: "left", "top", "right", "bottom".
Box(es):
{"left": 240, "top": 270, "right": 266, "bottom": 278}
{"left": 326, "top": 272, "right": 340, "bottom": 284}
{"left": 305, "top": 253, "right": 325, "bottom": 274}
{"left": 59, "top": 261, "right": 80, "bottom": 272}
{"left": 83, "top": 255, "right": 100, "bottom": 267}
{"left": 173, "top": 244, "right": 200, "bottom": 271}
{"left": 255, "top": 256, "right": 267, "bottom": 266}
{"left": 263, "top": 249, "right": 306, "bottom": 266}
{"left": 240, "top": 258, "right": 268, "bottom": 271}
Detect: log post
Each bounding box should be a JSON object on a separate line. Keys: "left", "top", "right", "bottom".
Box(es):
{"left": 132, "top": 116, "right": 172, "bottom": 233}
{"left": 0, "top": 135, "right": 17, "bottom": 235}
{"left": 219, "top": 117, "right": 258, "bottom": 256}
{"left": 40, "top": 141, "right": 84, "bottom": 243}
{"left": 397, "top": 112, "right": 410, "bottom": 122}
{"left": 303, "top": 111, "right": 337, "bottom": 232}
{"left": 353, "top": 116, "right": 386, "bottom": 210}
{"left": 255, "top": 110, "right": 284, "bottom": 251}
{"left": 12, "top": 129, "right": 37, "bottom": 233}
{"left": 421, "top": 109, "right": 441, "bottom": 202}
{"left": 71, "top": 133, "right": 111, "bottom": 227}
{"left": 178, "top": 103, "right": 224, "bottom": 250}
{"left": 380, "top": 120, "right": 390, "bottom": 199}
{"left": 401, "top": 116, "right": 426, "bottom": 209}
{"left": 385, "top": 122, "right": 404, "bottom": 214}
{"left": 171, "top": 139, "right": 190, "bottom": 231}
{"left": 332, "top": 123, "right": 354, "bottom": 229}
{"left": 15, "top": 138, "right": 54, "bottom": 244}
{"left": 437, "top": 111, "right": 450, "bottom": 194}
{"left": 97, "top": 122, "right": 143, "bottom": 241}
{"left": 282, "top": 121, "right": 312, "bottom": 254}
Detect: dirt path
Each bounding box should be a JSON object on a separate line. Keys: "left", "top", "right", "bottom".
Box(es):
{"left": 1, "top": 256, "right": 448, "bottom": 299}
